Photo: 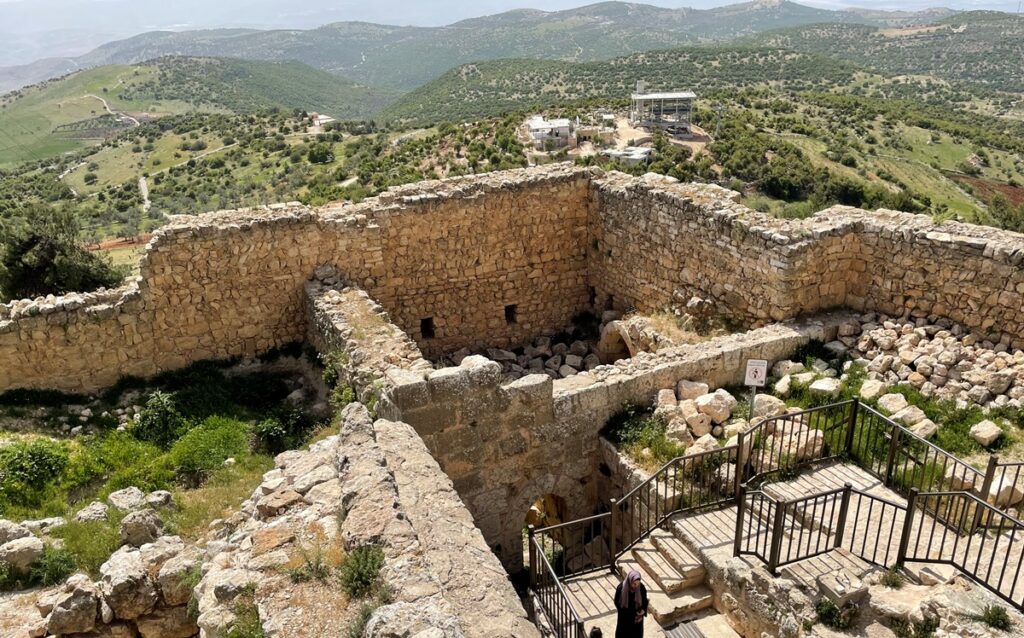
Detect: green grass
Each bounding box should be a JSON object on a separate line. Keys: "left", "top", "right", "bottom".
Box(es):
{"left": 50, "top": 517, "right": 124, "bottom": 577}
{"left": 338, "top": 545, "right": 385, "bottom": 599}
{"left": 971, "top": 605, "right": 1013, "bottom": 631}
{"left": 601, "top": 404, "right": 686, "bottom": 470}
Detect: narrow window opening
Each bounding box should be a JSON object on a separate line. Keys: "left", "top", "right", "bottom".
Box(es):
{"left": 420, "top": 317, "right": 436, "bottom": 339}
{"left": 588, "top": 286, "right": 597, "bottom": 308}
{"left": 504, "top": 304, "right": 518, "bottom": 325}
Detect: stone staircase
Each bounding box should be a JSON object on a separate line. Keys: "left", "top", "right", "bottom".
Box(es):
{"left": 614, "top": 529, "right": 733, "bottom": 633}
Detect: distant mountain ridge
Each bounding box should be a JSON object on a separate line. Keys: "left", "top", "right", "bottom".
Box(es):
{"left": 0, "top": 0, "right": 960, "bottom": 93}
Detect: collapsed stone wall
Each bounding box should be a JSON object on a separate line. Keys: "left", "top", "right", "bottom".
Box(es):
{"left": 194, "top": 402, "right": 538, "bottom": 638}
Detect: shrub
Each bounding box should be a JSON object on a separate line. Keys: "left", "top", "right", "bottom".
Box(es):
{"left": 132, "top": 392, "right": 189, "bottom": 448}
{"left": 29, "top": 544, "right": 76, "bottom": 586}
{"left": 890, "top": 616, "right": 938, "bottom": 638}
{"left": 815, "top": 598, "right": 858, "bottom": 630}
{"left": 973, "top": 604, "right": 1013, "bottom": 631}
{"left": 346, "top": 603, "right": 375, "bottom": 638}
{"left": 254, "top": 408, "right": 313, "bottom": 454}
{"left": 167, "top": 416, "right": 250, "bottom": 486}
{"left": 184, "top": 563, "right": 203, "bottom": 619}
{"left": 881, "top": 566, "right": 905, "bottom": 589}
{"left": 338, "top": 545, "right": 385, "bottom": 598}
{"left": 0, "top": 438, "right": 69, "bottom": 511}
{"left": 0, "top": 205, "right": 124, "bottom": 302}
{"left": 330, "top": 385, "right": 355, "bottom": 411}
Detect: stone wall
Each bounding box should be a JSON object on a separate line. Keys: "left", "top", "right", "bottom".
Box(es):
{"left": 6, "top": 164, "right": 1024, "bottom": 392}
{"left": 379, "top": 316, "right": 845, "bottom": 571}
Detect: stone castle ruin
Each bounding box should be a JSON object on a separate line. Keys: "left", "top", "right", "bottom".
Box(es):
{"left": 6, "top": 165, "right": 1024, "bottom": 636}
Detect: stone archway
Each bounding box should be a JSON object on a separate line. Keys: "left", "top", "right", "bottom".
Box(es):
{"left": 595, "top": 320, "right": 635, "bottom": 363}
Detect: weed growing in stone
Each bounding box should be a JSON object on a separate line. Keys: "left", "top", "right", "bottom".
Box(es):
{"left": 972, "top": 604, "right": 1013, "bottom": 631}
{"left": 0, "top": 544, "right": 75, "bottom": 592}
{"left": 602, "top": 404, "right": 686, "bottom": 469}
{"left": 889, "top": 616, "right": 939, "bottom": 638}
{"left": 815, "top": 598, "right": 858, "bottom": 630}
{"left": 338, "top": 544, "right": 385, "bottom": 598}
{"left": 50, "top": 517, "right": 123, "bottom": 577}
{"left": 881, "top": 566, "right": 905, "bottom": 589}
{"left": 226, "top": 584, "right": 265, "bottom": 638}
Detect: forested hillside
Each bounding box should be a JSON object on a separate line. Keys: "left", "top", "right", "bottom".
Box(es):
{"left": 0, "top": 1, "right": 953, "bottom": 93}
{"left": 747, "top": 12, "right": 1024, "bottom": 93}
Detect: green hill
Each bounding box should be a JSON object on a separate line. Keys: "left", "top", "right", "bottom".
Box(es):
{"left": 380, "top": 47, "right": 861, "bottom": 125}
{"left": 0, "top": 58, "right": 392, "bottom": 167}
{"left": 746, "top": 12, "right": 1024, "bottom": 92}
{"left": 3, "top": 1, "right": 955, "bottom": 93}
{"left": 118, "top": 57, "right": 397, "bottom": 119}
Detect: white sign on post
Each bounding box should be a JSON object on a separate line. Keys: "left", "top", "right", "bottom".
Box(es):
{"left": 745, "top": 359, "right": 768, "bottom": 388}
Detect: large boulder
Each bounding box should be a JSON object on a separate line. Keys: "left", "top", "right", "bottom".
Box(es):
{"left": 46, "top": 574, "right": 100, "bottom": 636}
{"left": 695, "top": 390, "right": 735, "bottom": 424}
{"left": 75, "top": 501, "right": 110, "bottom": 523}
{"left": 0, "top": 519, "right": 31, "bottom": 545}
{"left": 99, "top": 547, "right": 159, "bottom": 619}
{"left": 970, "top": 420, "right": 1002, "bottom": 447}
{"left": 665, "top": 416, "right": 694, "bottom": 447}
{"left": 877, "top": 393, "right": 909, "bottom": 415}
{"left": 751, "top": 394, "right": 787, "bottom": 419}
{"left": 808, "top": 378, "right": 841, "bottom": 396}
{"left": 891, "top": 406, "right": 928, "bottom": 427}
{"left": 676, "top": 380, "right": 709, "bottom": 401}
{"left": 0, "top": 535, "right": 44, "bottom": 570}
{"left": 859, "top": 379, "right": 887, "bottom": 402}
{"left": 108, "top": 487, "right": 147, "bottom": 512}
{"left": 988, "top": 475, "right": 1024, "bottom": 508}
{"left": 119, "top": 509, "right": 164, "bottom": 548}
{"left": 686, "top": 434, "right": 719, "bottom": 456}
{"left": 158, "top": 548, "right": 202, "bottom": 606}
{"left": 772, "top": 360, "right": 804, "bottom": 377}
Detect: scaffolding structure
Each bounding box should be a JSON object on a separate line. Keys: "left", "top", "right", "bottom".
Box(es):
{"left": 630, "top": 90, "right": 696, "bottom": 134}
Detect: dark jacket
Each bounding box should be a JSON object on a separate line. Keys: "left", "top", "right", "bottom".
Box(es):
{"left": 612, "top": 582, "right": 649, "bottom": 638}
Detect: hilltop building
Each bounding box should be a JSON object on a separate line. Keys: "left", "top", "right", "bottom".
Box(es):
{"left": 526, "top": 115, "right": 575, "bottom": 150}
{"left": 630, "top": 81, "right": 695, "bottom": 135}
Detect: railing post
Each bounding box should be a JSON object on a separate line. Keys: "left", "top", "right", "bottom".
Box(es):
{"left": 609, "top": 498, "right": 618, "bottom": 574}
{"left": 845, "top": 398, "right": 860, "bottom": 458}
{"left": 896, "top": 489, "right": 918, "bottom": 566}
{"left": 735, "top": 431, "right": 746, "bottom": 500}
{"left": 527, "top": 524, "right": 536, "bottom": 588}
{"left": 884, "top": 423, "right": 902, "bottom": 486}
{"left": 733, "top": 483, "right": 746, "bottom": 557}
{"left": 768, "top": 499, "right": 787, "bottom": 575}
{"left": 971, "top": 455, "right": 999, "bottom": 533}
{"left": 834, "top": 483, "right": 853, "bottom": 549}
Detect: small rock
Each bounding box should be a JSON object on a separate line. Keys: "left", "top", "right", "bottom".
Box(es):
{"left": 0, "top": 535, "right": 44, "bottom": 570}
{"left": 145, "top": 490, "right": 174, "bottom": 509}
{"left": 859, "top": 379, "right": 887, "bottom": 401}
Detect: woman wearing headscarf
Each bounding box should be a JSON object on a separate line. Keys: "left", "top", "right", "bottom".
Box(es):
{"left": 613, "top": 570, "right": 648, "bottom": 638}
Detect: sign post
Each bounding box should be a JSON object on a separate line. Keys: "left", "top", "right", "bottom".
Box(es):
{"left": 745, "top": 359, "right": 768, "bottom": 415}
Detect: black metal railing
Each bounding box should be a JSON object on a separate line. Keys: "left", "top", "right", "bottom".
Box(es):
{"left": 734, "top": 486, "right": 779, "bottom": 567}
{"left": 904, "top": 491, "right": 1024, "bottom": 608}
{"left": 841, "top": 490, "right": 907, "bottom": 568}
{"left": 741, "top": 400, "right": 856, "bottom": 485}
{"left": 527, "top": 529, "right": 586, "bottom": 638}
{"left": 612, "top": 444, "right": 736, "bottom": 564}
{"left": 531, "top": 396, "right": 1024, "bottom": 631}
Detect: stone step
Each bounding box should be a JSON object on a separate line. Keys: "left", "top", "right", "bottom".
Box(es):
{"left": 649, "top": 529, "right": 706, "bottom": 587}
{"left": 648, "top": 584, "right": 715, "bottom": 627}
{"left": 630, "top": 543, "right": 691, "bottom": 595}
{"left": 616, "top": 561, "right": 714, "bottom": 627}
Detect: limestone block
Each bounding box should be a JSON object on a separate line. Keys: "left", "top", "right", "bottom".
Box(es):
{"left": 970, "top": 420, "right": 1002, "bottom": 447}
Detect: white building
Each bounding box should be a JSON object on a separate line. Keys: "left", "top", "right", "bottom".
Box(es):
{"left": 629, "top": 82, "right": 695, "bottom": 134}
{"left": 602, "top": 146, "right": 653, "bottom": 167}
{"left": 526, "top": 116, "right": 574, "bottom": 150}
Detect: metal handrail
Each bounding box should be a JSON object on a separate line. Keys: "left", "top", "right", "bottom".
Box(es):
{"left": 529, "top": 534, "right": 586, "bottom": 637}
{"left": 532, "top": 511, "right": 610, "bottom": 535}
{"left": 618, "top": 444, "right": 738, "bottom": 502}
{"left": 742, "top": 398, "right": 858, "bottom": 436}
